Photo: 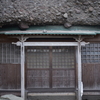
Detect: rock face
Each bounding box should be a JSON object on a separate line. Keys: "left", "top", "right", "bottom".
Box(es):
{"left": 0, "top": 0, "right": 100, "bottom": 26}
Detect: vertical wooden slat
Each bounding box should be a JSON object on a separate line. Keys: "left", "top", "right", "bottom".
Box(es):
{"left": 4, "top": 64, "right": 8, "bottom": 89}
{"left": 49, "top": 46, "right": 52, "bottom": 88}
{"left": 96, "top": 64, "right": 100, "bottom": 87}
{"left": 16, "top": 64, "right": 21, "bottom": 89}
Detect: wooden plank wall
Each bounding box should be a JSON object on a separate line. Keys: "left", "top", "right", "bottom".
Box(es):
{"left": 82, "top": 64, "right": 100, "bottom": 90}
{"left": 0, "top": 64, "right": 21, "bottom": 89}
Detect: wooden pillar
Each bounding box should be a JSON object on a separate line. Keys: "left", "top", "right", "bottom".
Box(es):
{"left": 77, "top": 41, "right": 82, "bottom": 100}
{"left": 21, "top": 41, "right": 25, "bottom": 99}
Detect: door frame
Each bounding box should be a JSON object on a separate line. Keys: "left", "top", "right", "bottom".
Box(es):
{"left": 14, "top": 41, "right": 87, "bottom": 100}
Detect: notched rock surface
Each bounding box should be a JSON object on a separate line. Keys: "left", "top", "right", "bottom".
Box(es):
{"left": 0, "top": 0, "right": 100, "bottom": 26}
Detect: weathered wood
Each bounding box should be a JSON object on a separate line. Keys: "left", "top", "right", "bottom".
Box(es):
{"left": 28, "top": 93, "right": 75, "bottom": 96}
{"left": 15, "top": 42, "right": 86, "bottom": 46}
{"left": 52, "top": 70, "right": 75, "bottom": 88}
{"left": 27, "top": 70, "right": 49, "bottom": 88}
{"left": 26, "top": 46, "right": 76, "bottom": 90}
{"left": 0, "top": 64, "right": 21, "bottom": 89}
{"left": 21, "top": 41, "right": 25, "bottom": 99}
{"left": 77, "top": 42, "right": 82, "bottom": 100}
{"left": 82, "top": 64, "right": 100, "bottom": 90}
{"left": 83, "top": 92, "right": 100, "bottom": 95}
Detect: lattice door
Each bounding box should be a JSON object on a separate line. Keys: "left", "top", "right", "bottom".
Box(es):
{"left": 26, "top": 46, "right": 76, "bottom": 89}
{"left": 26, "top": 47, "right": 50, "bottom": 88}
{"left": 52, "top": 47, "right": 75, "bottom": 88}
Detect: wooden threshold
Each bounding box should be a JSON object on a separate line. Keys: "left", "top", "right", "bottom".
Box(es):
{"left": 0, "top": 89, "right": 21, "bottom": 92}
{"left": 83, "top": 92, "right": 100, "bottom": 95}
{"left": 27, "top": 88, "right": 75, "bottom": 93}
{"left": 28, "top": 92, "right": 75, "bottom": 96}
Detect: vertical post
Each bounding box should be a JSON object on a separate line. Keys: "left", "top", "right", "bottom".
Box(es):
{"left": 77, "top": 41, "right": 82, "bottom": 100}
{"left": 21, "top": 41, "right": 25, "bottom": 100}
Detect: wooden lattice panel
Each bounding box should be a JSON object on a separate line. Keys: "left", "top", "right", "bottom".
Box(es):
{"left": 52, "top": 69, "right": 75, "bottom": 88}
{"left": 81, "top": 43, "right": 100, "bottom": 63}
{"left": 26, "top": 47, "right": 49, "bottom": 68}
{"left": 0, "top": 43, "right": 20, "bottom": 64}
{"left": 52, "top": 47, "right": 75, "bottom": 68}
{"left": 27, "top": 70, "right": 49, "bottom": 88}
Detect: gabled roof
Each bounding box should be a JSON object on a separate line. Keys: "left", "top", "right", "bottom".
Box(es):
{"left": 0, "top": 25, "right": 100, "bottom": 35}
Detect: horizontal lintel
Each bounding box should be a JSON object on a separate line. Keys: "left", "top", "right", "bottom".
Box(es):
{"left": 13, "top": 42, "right": 88, "bottom": 46}
{"left": 0, "top": 30, "right": 97, "bottom": 35}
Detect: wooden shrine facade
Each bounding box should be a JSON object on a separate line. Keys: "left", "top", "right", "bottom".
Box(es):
{"left": 0, "top": 26, "right": 100, "bottom": 100}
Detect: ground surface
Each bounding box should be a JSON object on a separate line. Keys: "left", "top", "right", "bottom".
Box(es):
{"left": 0, "top": 0, "right": 100, "bottom": 27}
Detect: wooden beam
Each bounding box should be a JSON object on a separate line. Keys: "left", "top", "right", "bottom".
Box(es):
{"left": 14, "top": 42, "right": 87, "bottom": 46}
{"left": 77, "top": 42, "right": 82, "bottom": 100}
{"left": 0, "top": 30, "right": 96, "bottom": 35}
{"left": 0, "top": 89, "right": 21, "bottom": 92}
{"left": 28, "top": 93, "right": 75, "bottom": 96}
{"left": 21, "top": 41, "right": 25, "bottom": 100}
